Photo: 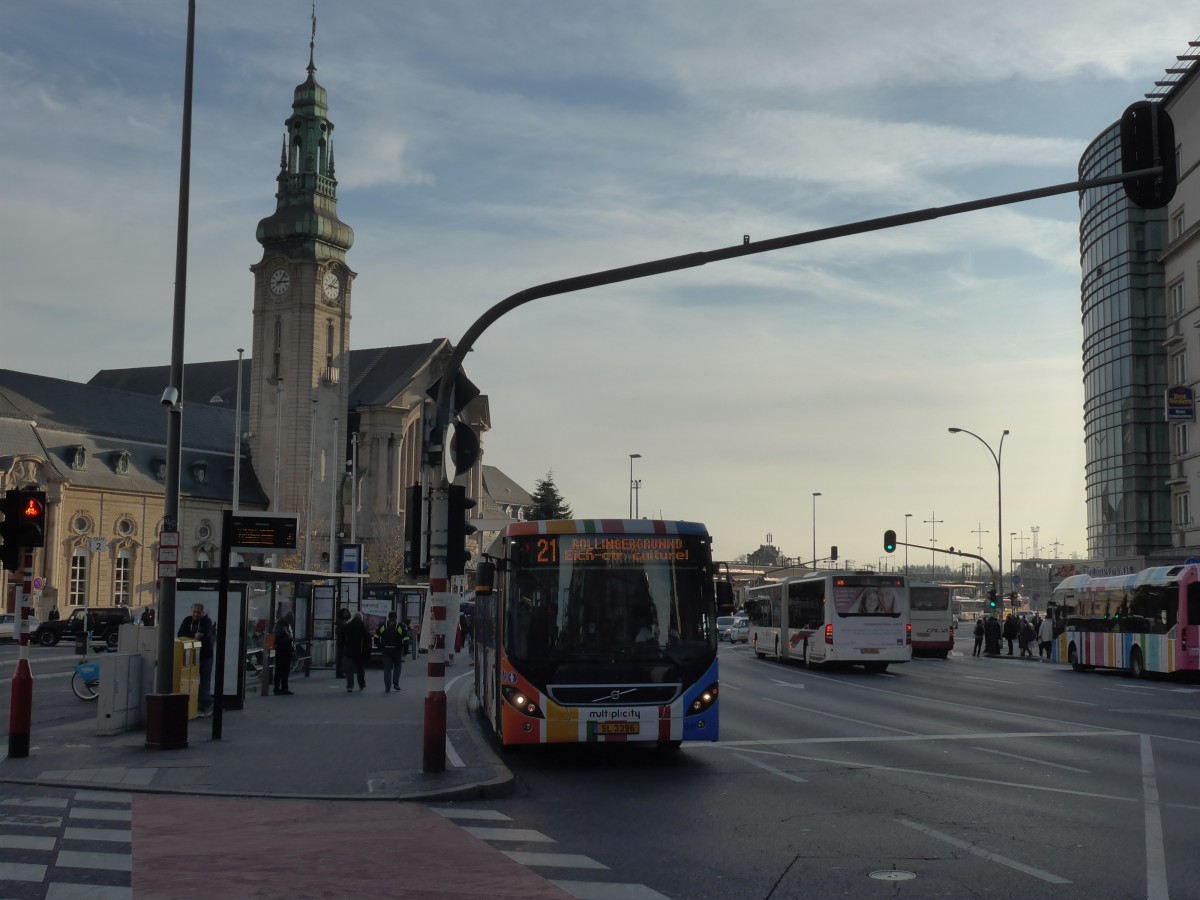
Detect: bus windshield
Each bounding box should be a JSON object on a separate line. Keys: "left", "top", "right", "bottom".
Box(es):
{"left": 504, "top": 533, "right": 717, "bottom": 664}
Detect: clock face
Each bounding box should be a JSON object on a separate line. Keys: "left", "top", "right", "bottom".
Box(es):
{"left": 322, "top": 270, "right": 341, "bottom": 301}
{"left": 269, "top": 268, "right": 290, "bottom": 296}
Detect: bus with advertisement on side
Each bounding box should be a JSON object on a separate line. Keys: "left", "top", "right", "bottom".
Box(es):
{"left": 472, "top": 519, "right": 720, "bottom": 749}
{"left": 908, "top": 582, "right": 955, "bottom": 658}
{"left": 1049, "top": 564, "right": 1200, "bottom": 677}
{"left": 744, "top": 572, "right": 911, "bottom": 672}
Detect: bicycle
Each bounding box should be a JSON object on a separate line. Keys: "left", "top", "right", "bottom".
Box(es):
{"left": 71, "top": 659, "right": 100, "bottom": 701}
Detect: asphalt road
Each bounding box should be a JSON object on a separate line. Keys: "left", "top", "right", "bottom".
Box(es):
{"left": 0, "top": 643, "right": 100, "bottom": 729}
{"left": 458, "top": 642, "right": 1200, "bottom": 900}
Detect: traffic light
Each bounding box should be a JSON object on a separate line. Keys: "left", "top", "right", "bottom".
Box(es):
{"left": 883, "top": 529, "right": 897, "bottom": 553}
{"left": 1120, "top": 101, "right": 1177, "bottom": 209}
{"left": 446, "top": 484, "right": 477, "bottom": 576}
{"left": 987, "top": 589, "right": 998, "bottom": 610}
{"left": 1, "top": 489, "right": 46, "bottom": 573}
{"left": 404, "top": 483, "right": 429, "bottom": 578}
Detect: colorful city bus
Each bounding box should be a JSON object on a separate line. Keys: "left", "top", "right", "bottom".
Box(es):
{"left": 472, "top": 519, "right": 720, "bottom": 748}
{"left": 909, "top": 582, "right": 955, "bottom": 658}
{"left": 744, "top": 572, "right": 911, "bottom": 672}
{"left": 1050, "top": 565, "right": 1200, "bottom": 677}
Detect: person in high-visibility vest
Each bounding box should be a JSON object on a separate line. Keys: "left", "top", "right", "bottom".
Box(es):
{"left": 374, "top": 611, "right": 409, "bottom": 692}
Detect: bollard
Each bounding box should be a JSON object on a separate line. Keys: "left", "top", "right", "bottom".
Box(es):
{"left": 7, "top": 572, "right": 34, "bottom": 758}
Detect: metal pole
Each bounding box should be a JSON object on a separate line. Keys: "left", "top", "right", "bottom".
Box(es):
{"left": 948, "top": 428, "right": 1008, "bottom": 604}
{"left": 232, "top": 348, "right": 244, "bottom": 512}
{"left": 350, "top": 432, "right": 358, "bottom": 543}
{"left": 628, "top": 453, "right": 640, "bottom": 518}
{"left": 152, "top": 0, "right": 194, "bottom": 701}
{"left": 904, "top": 513, "right": 912, "bottom": 576}
{"left": 303, "top": 396, "right": 316, "bottom": 570}
{"left": 328, "top": 416, "right": 339, "bottom": 573}
{"left": 811, "top": 492, "right": 821, "bottom": 570}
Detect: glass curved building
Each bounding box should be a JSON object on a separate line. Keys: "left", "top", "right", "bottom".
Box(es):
{"left": 1078, "top": 124, "right": 1169, "bottom": 559}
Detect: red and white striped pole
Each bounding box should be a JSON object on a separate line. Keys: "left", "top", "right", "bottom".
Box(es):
{"left": 7, "top": 549, "right": 35, "bottom": 758}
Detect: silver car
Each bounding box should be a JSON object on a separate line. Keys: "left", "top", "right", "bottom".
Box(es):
{"left": 0, "top": 613, "right": 41, "bottom": 641}
{"left": 728, "top": 617, "right": 749, "bottom": 643}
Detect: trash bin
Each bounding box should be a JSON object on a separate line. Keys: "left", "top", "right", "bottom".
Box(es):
{"left": 173, "top": 637, "right": 200, "bottom": 719}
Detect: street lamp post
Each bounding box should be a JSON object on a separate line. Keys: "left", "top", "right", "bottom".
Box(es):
{"left": 904, "top": 513, "right": 912, "bottom": 576}
{"left": 1010, "top": 532, "right": 1017, "bottom": 596}
{"left": 812, "top": 492, "right": 821, "bottom": 569}
{"left": 948, "top": 427, "right": 1009, "bottom": 606}
{"left": 628, "top": 453, "right": 641, "bottom": 518}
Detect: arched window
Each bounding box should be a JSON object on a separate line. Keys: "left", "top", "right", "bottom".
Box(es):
{"left": 114, "top": 550, "right": 133, "bottom": 605}
{"left": 326, "top": 320, "right": 335, "bottom": 367}
{"left": 69, "top": 550, "right": 88, "bottom": 607}
{"left": 196, "top": 551, "right": 211, "bottom": 570}
{"left": 273, "top": 318, "right": 283, "bottom": 380}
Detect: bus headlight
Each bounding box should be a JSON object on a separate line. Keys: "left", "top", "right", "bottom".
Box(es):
{"left": 502, "top": 685, "right": 545, "bottom": 719}
{"left": 689, "top": 682, "right": 719, "bottom": 715}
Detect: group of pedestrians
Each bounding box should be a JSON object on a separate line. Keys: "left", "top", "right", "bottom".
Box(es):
{"left": 971, "top": 611, "right": 1058, "bottom": 659}
{"left": 333, "top": 608, "right": 412, "bottom": 692}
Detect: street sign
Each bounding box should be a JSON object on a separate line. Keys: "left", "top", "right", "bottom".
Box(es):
{"left": 158, "top": 547, "right": 179, "bottom": 563}
{"left": 229, "top": 512, "right": 298, "bottom": 553}
{"left": 88, "top": 538, "right": 107, "bottom": 554}
{"left": 32, "top": 576, "right": 44, "bottom": 591}
{"left": 158, "top": 562, "right": 178, "bottom": 579}
{"left": 160, "top": 531, "right": 180, "bottom": 548}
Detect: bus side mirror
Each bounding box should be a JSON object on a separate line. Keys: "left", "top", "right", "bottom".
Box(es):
{"left": 716, "top": 580, "right": 734, "bottom": 609}
{"left": 475, "top": 561, "right": 495, "bottom": 593}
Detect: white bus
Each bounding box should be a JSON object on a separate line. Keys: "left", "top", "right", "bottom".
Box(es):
{"left": 909, "top": 582, "right": 954, "bottom": 658}
{"left": 745, "top": 572, "right": 911, "bottom": 672}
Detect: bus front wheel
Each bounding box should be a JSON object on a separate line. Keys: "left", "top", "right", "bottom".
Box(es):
{"left": 1068, "top": 643, "right": 1088, "bottom": 672}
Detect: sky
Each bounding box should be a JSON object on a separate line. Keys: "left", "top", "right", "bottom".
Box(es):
{"left": 2, "top": 1, "right": 1196, "bottom": 573}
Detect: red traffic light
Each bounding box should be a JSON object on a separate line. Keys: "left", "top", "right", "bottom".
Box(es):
{"left": 20, "top": 497, "right": 43, "bottom": 519}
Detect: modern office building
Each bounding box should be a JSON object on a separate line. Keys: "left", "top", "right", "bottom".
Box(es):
{"left": 1078, "top": 37, "right": 1199, "bottom": 564}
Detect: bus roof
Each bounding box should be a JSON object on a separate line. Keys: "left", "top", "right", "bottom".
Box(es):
{"left": 503, "top": 519, "right": 710, "bottom": 537}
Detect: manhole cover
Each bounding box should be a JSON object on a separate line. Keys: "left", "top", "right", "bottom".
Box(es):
{"left": 868, "top": 870, "right": 917, "bottom": 881}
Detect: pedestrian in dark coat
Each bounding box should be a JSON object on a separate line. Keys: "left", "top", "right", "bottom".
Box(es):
{"left": 984, "top": 616, "right": 1002, "bottom": 655}
{"left": 273, "top": 610, "right": 295, "bottom": 695}
{"left": 1002, "top": 614, "right": 1019, "bottom": 655}
{"left": 972, "top": 618, "right": 985, "bottom": 657}
{"left": 342, "top": 612, "right": 371, "bottom": 692}
{"left": 334, "top": 607, "right": 351, "bottom": 678}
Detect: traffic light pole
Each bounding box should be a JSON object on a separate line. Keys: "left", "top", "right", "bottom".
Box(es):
{"left": 890, "top": 541, "right": 995, "bottom": 586}
{"left": 7, "top": 550, "right": 34, "bottom": 758}
{"left": 422, "top": 140, "right": 1169, "bottom": 772}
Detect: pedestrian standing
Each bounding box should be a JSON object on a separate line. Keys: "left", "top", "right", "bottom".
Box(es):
{"left": 273, "top": 610, "right": 295, "bottom": 695}
{"left": 984, "top": 616, "right": 1001, "bottom": 655}
{"left": 1019, "top": 618, "right": 1036, "bottom": 657}
{"left": 972, "top": 618, "right": 985, "bottom": 657}
{"left": 48, "top": 607, "right": 60, "bottom": 622}
{"left": 342, "top": 611, "right": 370, "bottom": 692}
{"left": 1002, "top": 614, "right": 1019, "bottom": 656}
{"left": 139, "top": 606, "right": 155, "bottom": 626}
{"left": 334, "top": 607, "right": 351, "bottom": 679}
{"left": 1038, "top": 614, "right": 1055, "bottom": 660}
{"left": 178, "top": 602, "right": 216, "bottom": 716}
{"left": 375, "top": 611, "right": 408, "bottom": 692}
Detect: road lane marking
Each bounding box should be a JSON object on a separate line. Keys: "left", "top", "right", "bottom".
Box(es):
{"left": 462, "top": 826, "right": 555, "bottom": 842}
{"left": 767, "top": 679, "right": 804, "bottom": 689}
{"left": 729, "top": 750, "right": 807, "bottom": 782}
{"left": 896, "top": 819, "right": 1070, "bottom": 884}
{"left": 1141, "top": 734, "right": 1169, "bottom": 900}
{"left": 960, "top": 674, "right": 1020, "bottom": 685}
{"left": 707, "top": 729, "right": 1134, "bottom": 748}
{"left": 433, "top": 808, "right": 512, "bottom": 821}
{"left": 972, "top": 746, "right": 1091, "bottom": 773}
{"left": 763, "top": 697, "right": 919, "bottom": 735}
{"left": 503, "top": 851, "right": 608, "bottom": 869}
{"left": 551, "top": 880, "right": 672, "bottom": 899}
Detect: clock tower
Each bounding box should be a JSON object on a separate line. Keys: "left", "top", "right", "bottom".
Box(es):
{"left": 250, "top": 33, "right": 355, "bottom": 567}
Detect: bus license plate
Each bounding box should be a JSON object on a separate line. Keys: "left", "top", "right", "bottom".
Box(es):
{"left": 596, "top": 722, "right": 640, "bottom": 735}
{"left": 861, "top": 648, "right": 879, "bottom": 654}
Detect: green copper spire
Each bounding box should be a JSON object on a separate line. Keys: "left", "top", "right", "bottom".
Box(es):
{"left": 256, "top": 6, "right": 353, "bottom": 261}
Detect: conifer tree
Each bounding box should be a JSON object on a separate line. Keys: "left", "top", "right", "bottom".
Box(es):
{"left": 527, "top": 471, "right": 573, "bottom": 520}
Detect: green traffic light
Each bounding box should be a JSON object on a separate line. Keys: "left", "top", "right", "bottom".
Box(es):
{"left": 883, "top": 529, "right": 897, "bottom": 553}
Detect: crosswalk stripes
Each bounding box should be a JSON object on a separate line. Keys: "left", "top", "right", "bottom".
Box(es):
{"left": 0, "top": 788, "right": 132, "bottom": 899}
{"left": 433, "top": 807, "right": 672, "bottom": 900}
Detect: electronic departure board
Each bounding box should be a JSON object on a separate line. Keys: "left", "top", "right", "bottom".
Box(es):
{"left": 229, "top": 513, "right": 298, "bottom": 553}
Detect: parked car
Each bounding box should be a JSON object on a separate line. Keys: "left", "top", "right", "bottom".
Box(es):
{"left": 728, "top": 617, "right": 750, "bottom": 643}
{"left": 32, "top": 606, "right": 133, "bottom": 648}
{"left": 716, "top": 615, "right": 736, "bottom": 642}
{"left": 0, "top": 613, "right": 41, "bottom": 642}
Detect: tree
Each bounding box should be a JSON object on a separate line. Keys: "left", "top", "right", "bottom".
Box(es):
{"left": 527, "top": 471, "right": 573, "bottom": 520}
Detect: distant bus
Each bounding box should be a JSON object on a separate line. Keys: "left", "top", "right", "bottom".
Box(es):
{"left": 744, "top": 573, "right": 911, "bottom": 672}
{"left": 953, "top": 596, "right": 986, "bottom": 621}
{"left": 1050, "top": 564, "right": 1200, "bottom": 677}
{"left": 909, "top": 582, "right": 954, "bottom": 658}
{"left": 473, "top": 519, "right": 720, "bottom": 748}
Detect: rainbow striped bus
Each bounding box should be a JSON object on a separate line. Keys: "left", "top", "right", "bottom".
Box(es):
{"left": 1050, "top": 564, "right": 1200, "bottom": 677}
{"left": 472, "top": 519, "right": 720, "bottom": 748}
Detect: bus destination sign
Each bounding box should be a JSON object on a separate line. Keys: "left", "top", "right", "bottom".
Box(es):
{"left": 229, "top": 513, "right": 298, "bottom": 553}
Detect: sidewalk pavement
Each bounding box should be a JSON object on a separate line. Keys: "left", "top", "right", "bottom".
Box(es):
{"left": 1, "top": 654, "right": 507, "bottom": 800}
{"left": 0, "top": 656, "right": 578, "bottom": 899}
